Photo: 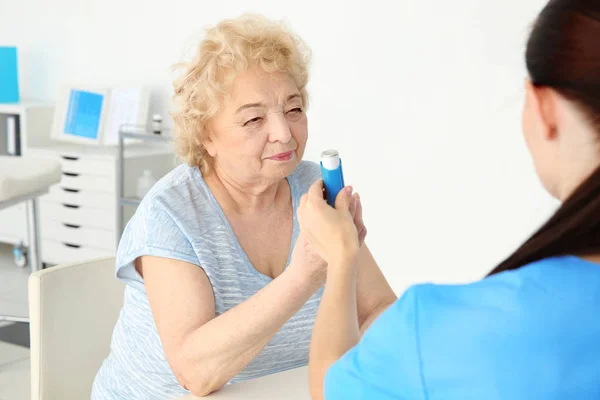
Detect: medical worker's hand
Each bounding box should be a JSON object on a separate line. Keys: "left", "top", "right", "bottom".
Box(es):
{"left": 298, "top": 180, "right": 362, "bottom": 267}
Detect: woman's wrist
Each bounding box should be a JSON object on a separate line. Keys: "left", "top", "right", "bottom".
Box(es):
{"left": 284, "top": 260, "right": 325, "bottom": 291}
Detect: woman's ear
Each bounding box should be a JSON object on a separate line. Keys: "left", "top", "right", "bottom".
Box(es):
{"left": 202, "top": 126, "right": 218, "bottom": 158}
{"left": 525, "top": 80, "right": 559, "bottom": 142}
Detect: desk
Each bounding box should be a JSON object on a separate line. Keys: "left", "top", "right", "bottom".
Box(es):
{"left": 175, "top": 367, "right": 310, "bottom": 399}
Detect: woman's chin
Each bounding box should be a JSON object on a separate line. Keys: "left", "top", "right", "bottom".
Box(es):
{"left": 277, "top": 160, "right": 299, "bottom": 179}
{"left": 266, "top": 154, "right": 299, "bottom": 177}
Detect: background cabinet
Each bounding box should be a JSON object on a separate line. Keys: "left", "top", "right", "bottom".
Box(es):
{"left": 26, "top": 143, "right": 176, "bottom": 265}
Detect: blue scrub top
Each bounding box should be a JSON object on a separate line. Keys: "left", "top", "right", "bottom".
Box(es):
{"left": 324, "top": 256, "right": 600, "bottom": 399}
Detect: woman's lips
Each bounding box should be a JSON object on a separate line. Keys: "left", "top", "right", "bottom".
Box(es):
{"left": 268, "top": 151, "right": 293, "bottom": 161}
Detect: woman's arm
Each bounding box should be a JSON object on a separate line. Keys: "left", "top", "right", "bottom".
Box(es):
{"left": 355, "top": 245, "right": 397, "bottom": 334}
{"left": 308, "top": 255, "right": 360, "bottom": 400}
{"left": 138, "top": 249, "right": 323, "bottom": 397}
{"left": 345, "top": 193, "right": 397, "bottom": 334}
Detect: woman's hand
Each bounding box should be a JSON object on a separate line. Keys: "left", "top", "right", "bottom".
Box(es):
{"left": 298, "top": 180, "right": 360, "bottom": 267}
{"left": 349, "top": 189, "right": 367, "bottom": 247}
{"left": 289, "top": 232, "right": 328, "bottom": 286}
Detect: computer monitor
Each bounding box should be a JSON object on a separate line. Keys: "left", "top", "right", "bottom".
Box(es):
{"left": 51, "top": 84, "right": 150, "bottom": 146}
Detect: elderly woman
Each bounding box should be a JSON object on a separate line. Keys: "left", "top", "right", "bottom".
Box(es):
{"left": 92, "top": 14, "right": 396, "bottom": 399}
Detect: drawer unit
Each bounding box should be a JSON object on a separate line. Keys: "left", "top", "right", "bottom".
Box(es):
{"left": 41, "top": 240, "right": 113, "bottom": 266}
{"left": 57, "top": 155, "right": 116, "bottom": 177}
{"left": 31, "top": 153, "right": 116, "bottom": 178}
{"left": 40, "top": 219, "right": 116, "bottom": 252}
{"left": 26, "top": 142, "right": 177, "bottom": 266}
{"left": 40, "top": 202, "right": 116, "bottom": 231}
{"left": 59, "top": 173, "right": 115, "bottom": 193}
{"left": 41, "top": 186, "right": 115, "bottom": 211}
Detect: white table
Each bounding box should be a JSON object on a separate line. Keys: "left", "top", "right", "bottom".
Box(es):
{"left": 175, "top": 367, "right": 310, "bottom": 399}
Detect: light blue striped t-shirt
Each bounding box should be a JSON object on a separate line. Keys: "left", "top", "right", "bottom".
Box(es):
{"left": 91, "top": 161, "right": 323, "bottom": 400}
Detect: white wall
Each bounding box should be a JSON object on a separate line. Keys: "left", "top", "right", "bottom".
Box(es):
{"left": 0, "top": 0, "right": 557, "bottom": 292}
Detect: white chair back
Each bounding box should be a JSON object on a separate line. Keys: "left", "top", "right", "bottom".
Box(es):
{"left": 28, "top": 257, "right": 123, "bottom": 400}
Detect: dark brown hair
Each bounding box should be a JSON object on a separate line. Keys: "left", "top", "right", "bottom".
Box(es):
{"left": 488, "top": 0, "right": 600, "bottom": 276}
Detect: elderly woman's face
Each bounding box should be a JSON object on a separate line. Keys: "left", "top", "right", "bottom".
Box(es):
{"left": 205, "top": 66, "right": 308, "bottom": 186}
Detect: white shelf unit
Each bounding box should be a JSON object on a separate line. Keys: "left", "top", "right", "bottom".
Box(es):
{"left": 27, "top": 140, "right": 177, "bottom": 266}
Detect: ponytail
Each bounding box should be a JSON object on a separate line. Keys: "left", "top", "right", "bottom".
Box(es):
{"left": 489, "top": 166, "right": 600, "bottom": 275}
{"left": 488, "top": 0, "right": 600, "bottom": 276}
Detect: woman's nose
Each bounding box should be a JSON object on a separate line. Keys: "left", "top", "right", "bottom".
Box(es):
{"left": 267, "top": 113, "right": 292, "bottom": 143}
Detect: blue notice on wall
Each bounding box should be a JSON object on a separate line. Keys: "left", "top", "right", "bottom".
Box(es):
{"left": 64, "top": 90, "right": 104, "bottom": 140}
{"left": 0, "top": 47, "right": 20, "bottom": 103}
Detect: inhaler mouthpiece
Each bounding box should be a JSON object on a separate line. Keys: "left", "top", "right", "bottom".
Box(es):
{"left": 321, "top": 149, "right": 340, "bottom": 170}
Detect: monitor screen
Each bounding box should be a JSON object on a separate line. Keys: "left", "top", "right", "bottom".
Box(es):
{"left": 63, "top": 89, "right": 104, "bottom": 140}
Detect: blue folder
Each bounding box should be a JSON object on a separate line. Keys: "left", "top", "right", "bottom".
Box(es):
{"left": 0, "top": 47, "right": 20, "bottom": 103}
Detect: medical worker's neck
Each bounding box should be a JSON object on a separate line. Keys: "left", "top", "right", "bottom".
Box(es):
{"left": 557, "top": 159, "right": 600, "bottom": 203}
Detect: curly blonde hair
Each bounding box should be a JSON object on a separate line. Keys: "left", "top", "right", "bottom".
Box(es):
{"left": 171, "top": 13, "right": 312, "bottom": 168}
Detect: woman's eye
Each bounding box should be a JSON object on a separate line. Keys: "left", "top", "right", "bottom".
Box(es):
{"left": 243, "top": 117, "right": 262, "bottom": 126}
{"left": 287, "top": 107, "right": 303, "bottom": 114}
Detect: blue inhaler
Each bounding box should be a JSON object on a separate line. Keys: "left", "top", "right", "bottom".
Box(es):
{"left": 320, "top": 149, "right": 345, "bottom": 207}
